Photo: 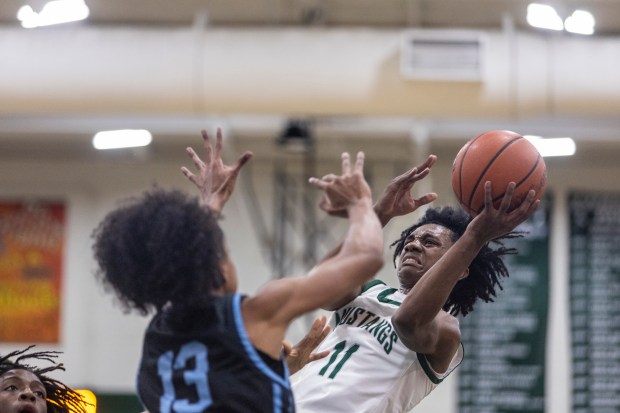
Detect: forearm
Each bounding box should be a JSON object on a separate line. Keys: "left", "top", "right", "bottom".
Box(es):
{"left": 400, "top": 231, "right": 485, "bottom": 324}
{"left": 339, "top": 201, "right": 384, "bottom": 259}
{"left": 305, "top": 201, "right": 384, "bottom": 311}
{"left": 373, "top": 205, "right": 392, "bottom": 228}
{"left": 199, "top": 197, "right": 223, "bottom": 217}
{"left": 317, "top": 204, "right": 389, "bottom": 265}
{"left": 283, "top": 202, "right": 383, "bottom": 316}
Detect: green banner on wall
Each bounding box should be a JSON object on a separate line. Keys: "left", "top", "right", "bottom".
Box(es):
{"left": 569, "top": 191, "right": 620, "bottom": 412}
{"left": 458, "top": 198, "right": 550, "bottom": 413}
{"left": 96, "top": 393, "right": 143, "bottom": 413}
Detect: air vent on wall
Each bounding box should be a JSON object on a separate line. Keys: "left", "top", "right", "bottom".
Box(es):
{"left": 400, "top": 30, "right": 486, "bottom": 81}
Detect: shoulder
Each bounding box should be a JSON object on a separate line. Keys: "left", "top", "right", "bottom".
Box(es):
{"left": 437, "top": 310, "right": 460, "bottom": 328}
{"left": 322, "top": 278, "right": 384, "bottom": 311}
{"left": 360, "top": 279, "right": 388, "bottom": 294}
{"left": 434, "top": 311, "right": 461, "bottom": 346}
{"left": 425, "top": 311, "right": 462, "bottom": 373}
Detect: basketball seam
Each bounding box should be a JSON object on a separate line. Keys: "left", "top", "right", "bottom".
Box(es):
{"left": 456, "top": 146, "right": 467, "bottom": 203}
{"left": 475, "top": 150, "right": 542, "bottom": 214}
{"left": 466, "top": 136, "right": 523, "bottom": 212}
{"left": 457, "top": 133, "right": 484, "bottom": 206}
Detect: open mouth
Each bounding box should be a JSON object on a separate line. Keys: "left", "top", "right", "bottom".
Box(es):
{"left": 401, "top": 255, "right": 422, "bottom": 267}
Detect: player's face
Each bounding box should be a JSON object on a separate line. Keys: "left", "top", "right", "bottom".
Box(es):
{"left": 396, "top": 224, "right": 456, "bottom": 290}
{"left": 0, "top": 369, "right": 47, "bottom": 413}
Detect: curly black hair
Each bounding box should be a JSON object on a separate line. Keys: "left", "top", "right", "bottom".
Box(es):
{"left": 390, "top": 206, "right": 523, "bottom": 317}
{"left": 0, "top": 346, "right": 87, "bottom": 413}
{"left": 92, "top": 188, "right": 226, "bottom": 316}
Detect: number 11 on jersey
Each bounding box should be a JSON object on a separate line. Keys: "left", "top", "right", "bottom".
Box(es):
{"left": 318, "top": 340, "right": 359, "bottom": 379}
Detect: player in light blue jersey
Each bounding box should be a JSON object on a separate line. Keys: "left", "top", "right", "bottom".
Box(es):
{"left": 93, "top": 129, "right": 385, "bottom": 413}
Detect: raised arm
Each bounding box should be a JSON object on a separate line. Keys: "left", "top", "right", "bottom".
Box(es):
{"left": 293, "top": 152, "right": 384, "bottom": 313}
{"left": 181, "top": 128, "right": 253, "bottom": 214}
{"left": 315, "top": 155, "right": 438, "bottom": 309}
{"left": 245, "top": 152, "right": 384, "bottom": 338}
{"left": 392, "top": 181, "right": 539, "bottom": 370}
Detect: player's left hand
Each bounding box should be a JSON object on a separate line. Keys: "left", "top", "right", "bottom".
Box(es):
{"left": 373, "top": 154, "right": 438, "bottom": 225}
{"left": 470, "top": 181, "right": 539, "bottom": 242}
{"left": 283, "top": 315, "right": 331, "bottom": 375}
{"left": 181, "top": 128, "right": 253, "bottom": 214}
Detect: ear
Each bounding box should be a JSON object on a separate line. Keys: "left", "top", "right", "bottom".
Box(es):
{"left": 457, "top": 268, "right": 470, "bottom": 281}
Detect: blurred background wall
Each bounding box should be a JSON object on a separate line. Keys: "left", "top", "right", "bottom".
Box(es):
{"left": 1, "top": 1, "right": 620, "bottom": 412}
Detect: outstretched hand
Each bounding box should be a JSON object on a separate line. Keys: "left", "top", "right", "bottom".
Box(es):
{"left": 283, "top": 315, "right": 331, "bottom": 375}
{"left": 469, "top": 181, "right": 540, "bottom": 242}
{"left": 373, "top": 154, "right": 438, "bottom": 226}
{"left": 309, "top": 152, "right": 373, "bottom": 213}
{"left": 181, "top": 128, "right": 253, "bottom": 213}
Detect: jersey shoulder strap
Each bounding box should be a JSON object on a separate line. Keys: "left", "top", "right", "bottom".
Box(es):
{"left": 361, "top": 279, "right": 387, "bottom": 293}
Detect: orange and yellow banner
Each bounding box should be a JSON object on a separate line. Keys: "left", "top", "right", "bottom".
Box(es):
{"left": 0, "top": 201, "right": 65, "bottom": 342}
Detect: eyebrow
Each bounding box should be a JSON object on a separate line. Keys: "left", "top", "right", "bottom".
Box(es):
{"left": 1, "top": 375, "right": 45, "bottom": 389}
{"left": 410, "top": 229, "right": 441, "bottom": 238}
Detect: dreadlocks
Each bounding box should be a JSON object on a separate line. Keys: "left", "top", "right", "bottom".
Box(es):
{"left": 0, "top": 346, "right": 88, "bottom": 413}
{"left": 390, "top": 206, "right": 523, "bottom": 316}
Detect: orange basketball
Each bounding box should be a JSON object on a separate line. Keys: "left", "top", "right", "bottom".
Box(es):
{"left": 451, "top": 130, "right": 547, "bottom": 217}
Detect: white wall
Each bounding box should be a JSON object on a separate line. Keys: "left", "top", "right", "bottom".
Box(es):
{"left": 1, "top": 27, "right": 620, "bottom": 120}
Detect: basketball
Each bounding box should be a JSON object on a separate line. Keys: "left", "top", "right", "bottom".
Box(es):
{"left": 451, "top": 130, "right": 547, "bottom": 217}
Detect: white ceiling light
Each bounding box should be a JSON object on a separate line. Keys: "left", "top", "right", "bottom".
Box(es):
{"left": 526, "top": 3, "right": 564, "bottom": 31}
{"left": 17, "top": 0, "right": 89, "bottom": 28}
{"left": 524, "top": 135, "right": 576, "bottom": 157}
{"left": 93, "top": 129, "right": 153, "bottom": 150}
{"left": 565, "top": 10, "right": 595, "bottom": 35}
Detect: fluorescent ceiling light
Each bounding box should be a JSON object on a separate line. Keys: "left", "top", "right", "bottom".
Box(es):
{"left": 93, "top": 129, "right": 153, "bottom": 150}
{"left": 527, "top": 3, "right": 564, "bottom": 31}
{"left": 17, "top": 0, "right": 89, "bottom": 28}
{"left": 524, "top": 135, "right": 576, "bottom": 157}
{"left": 565, "top": 10, "right": 595, "bottom": 35}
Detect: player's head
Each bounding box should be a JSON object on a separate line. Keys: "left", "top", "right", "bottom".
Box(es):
{"left": 0, "top": 346, "right": 87, "bottom": 413}
{"left": 92, "top": 188, "right": 232, "bottom": 315}
{"left": 391, "top": 206, "right": 519, "bottom": 316}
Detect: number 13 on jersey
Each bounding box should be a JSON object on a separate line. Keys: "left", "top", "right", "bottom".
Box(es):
{"left": 157, "top": 341, "right": 213, "bottom": 413}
